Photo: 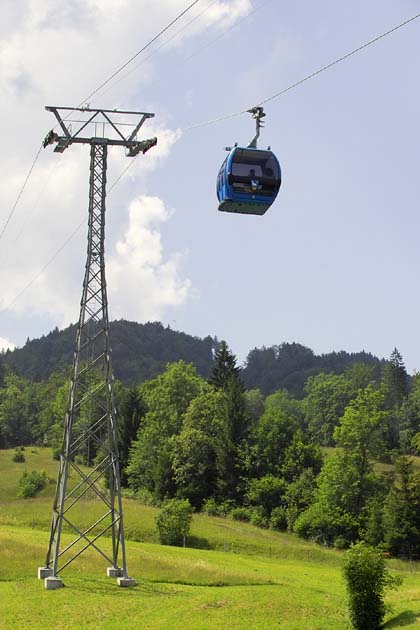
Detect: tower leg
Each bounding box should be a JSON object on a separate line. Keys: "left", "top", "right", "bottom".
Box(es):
{"left": 42, "top": 142, "right": 132, "bottom": 585}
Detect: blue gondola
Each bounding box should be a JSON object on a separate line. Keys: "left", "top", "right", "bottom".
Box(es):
{"left": 217, "top": 107, "right": 281, "bottom": 216}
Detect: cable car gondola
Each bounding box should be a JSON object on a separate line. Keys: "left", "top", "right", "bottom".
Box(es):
{"left": 217, "top": 107, "right": 281, "bottom": 216}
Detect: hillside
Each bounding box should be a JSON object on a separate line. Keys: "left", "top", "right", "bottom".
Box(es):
{"left": 1, "top": 448, "right": 419, "bottom": 629}
{"left": 2, "top": 320, "right": 216, "bottom": 385}
{"left": 1, "top": 321, "right": 385, "bottom": 396}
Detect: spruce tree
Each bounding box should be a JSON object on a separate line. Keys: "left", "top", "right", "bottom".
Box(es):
{"left": 381, "top": 348, "right": 409, "bottom": 450}
{"left": 0, "top": 354, "right": 5, "bottom": 389}
{"left": 209, "top": 340, "right": 242, "bottom": 389}
{"left": 382, "top": 348, "right": 409, "bottom": 409}
{"left": 118, "top": 387, "right": 146, "bottom": 485}
{"left": 209, "top": 341, "right": 248, "bottom": 499}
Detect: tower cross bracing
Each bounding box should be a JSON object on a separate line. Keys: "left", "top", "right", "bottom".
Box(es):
{"left": 38, "top": 106, "right": 157, "bottom": 589}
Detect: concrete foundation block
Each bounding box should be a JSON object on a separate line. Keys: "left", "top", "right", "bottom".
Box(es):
{"left": 117, "top": 576, "right": 136, "bottom": 588}
{"left": 45, "top": 576, "right": 64, "bottom": 590}
{"left": 107, "top": 567, "right": 123, "bottom": 578}
{"left": 38, "top": 567, "right": 54, "bottom": 579}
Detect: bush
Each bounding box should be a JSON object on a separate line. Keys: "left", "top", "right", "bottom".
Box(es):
{"left": 343, "top": 542, "right": 402, "bottom": 630}
{"left": 247, "top": 475, "right": 287, "bottom": 518}
{"left": 201, "top": 498, "right": 236, "bottom": 517}
{"left": 17, "top": 470, "right": 49, "bottom": 498}
{"left": 250, "top": 510, "right": 269, "bottom": 529}
{"left": 230, "top": 507, "right": 252, "bottom": 522}
{"left": 294, "top": 503, "right": 358, "bottom": 547}
{"left": 52, "top": 447, "right": 61, "bottom": 461}
{"left": 270, "top": 506, "right": 288, "bottom": 531}
{"left": 156, "top": 498, "right": 193, "bottom": 546}
{"left": 134, "top": 487, "right": 156, "bottom": 506}
{"left": 202, "top": 497, "right": 220, "bottom": 516}
{"left": 12, "top": 448, "right": 25, "bottom": 463}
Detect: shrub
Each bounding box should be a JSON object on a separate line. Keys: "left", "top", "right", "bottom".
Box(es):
{"left": 343, "top": 542, "right": 402, "bottom": 630}
{"left": 250, "top": 510, "right": 269, "bottom": 529}
{"left": 334, "top": 536, "right": 349, "bottom": 550}
{"left": 294, "top": 503, "right": 358, "bottom": 547}
{"left": 247, "top": 475, "right": 287, "bottom": 518}
{"left": 134, "top": 487, "right": 156, "bottom": 506}
{"left": 201, "top": 498, "right": 236, "bottom": 517}
{"left": 156, "top": 498, "right": 193, "bottom": 546}
{"left": 270, "top": 506, "right": 288, "bottom": 531}
{"left": 12, "top": 448, "right": 25, "bottom": 463}
{"left": 17, "top": 470, "right": 48, "bottom": 498}
{"left": 202, "top": 497, "right": 220, "bottom": 516}
{"left": 231, "top": 507, "right": 252, "bottom": 522}
{"left": 52, "top": 447, "right": 61, "bottom": 461}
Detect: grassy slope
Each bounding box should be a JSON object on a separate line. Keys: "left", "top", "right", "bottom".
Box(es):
{"left": 1, "top": 448, "right": 419, "bottom": 629}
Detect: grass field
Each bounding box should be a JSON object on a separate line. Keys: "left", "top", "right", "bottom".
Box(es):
{"left": 1, "top": 448, "right": 420, "bottom": 629}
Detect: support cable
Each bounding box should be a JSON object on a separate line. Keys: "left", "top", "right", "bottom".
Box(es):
{"left": 91, "top": 0, "right": 221, "bottom": 104}
{"left": 183, "top": 10, "right": 420, "bottom": 131}
{"left": 0, "top": 1, "right": 202, "bottom": 247}
{"left": 75, "top": 0, "right": 202, "bottom": 110}
{"left": 0, "top": 145, "right": 42, "bottom": 244}
{"left": 1, "top": 10, "right": 419, "bottom": 312}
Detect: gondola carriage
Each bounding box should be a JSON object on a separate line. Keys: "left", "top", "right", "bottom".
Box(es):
{"left": 217, "top": 107, "right": 281, "bottom": 216}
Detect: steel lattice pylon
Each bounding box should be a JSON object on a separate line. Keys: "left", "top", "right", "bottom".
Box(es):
{"left": 38, "top": 107, "right": 157, "bottom": 589}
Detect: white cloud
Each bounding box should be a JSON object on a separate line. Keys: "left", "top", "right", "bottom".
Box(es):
{"left": 203, "top": 0, "right": 252, "bottom": 28}
{"left": 108, "top": 196, "right": 191, "bottom": 321}
{"left": 0, "top": 0, "right": 248, "bottom": 331}
{"left": 0, "top": 337, "right": 16, "bottom": 352}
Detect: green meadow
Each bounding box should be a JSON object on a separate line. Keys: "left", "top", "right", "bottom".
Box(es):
{"left": 1, "top": 448, "right": 420, "bottom": 629}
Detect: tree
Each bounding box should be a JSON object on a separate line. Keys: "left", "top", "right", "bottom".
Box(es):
{"left": 127, "top": 361, "right": 204, "bottom": 500}
{"left": 295, "top": 386, "right": 387, "bottom": 546}
{"left": 17, "top": 470, "right": 49, "bottom": 498}
{"left": 383, "top": 456, "right": 420, "bottom": 558}
{"left": 117, "top": 385, "right": 146, "bottom": 485}
{"left": 281, "top": 430, "right": 323, "bottom": 483}
{"left": 343, "top": 542, "right": 401, "bottom": 630}
{"left": 344, "top": 362, "right": 377, "bottom": 391}
{"left": 304, "top": 372, "right": 353, "bottom": 445}
{"left": 209, "top": 340, "right": 242, "bottom": 389}
{"left": 0, "top": 373, "right": 34, "bottom": 447}
{"left": 209, "top": 342, "right": 248, "bottom": 499}
{"left": 284, "top": 468, "right": 317, "bottom": 531}
{"left": 381, "top": 348, "right": 409, "bottom": 409}
{"left": 0, "top": 354, "right": 5, "bottom": 389}
{"left": 248, "top": 389, "right": 303, "bottom": 479}
{"left": 155, "top": 498, "right": 193, "bottom": 546}
{"left": 244, "top": 389, "right": 265, "bottom": 428}
{"left": 172, "top": 389, "right": 227, "bottom": 506}
{"left": 396, "top": 373, "right": 420, "bottom": 453}
{"left": 333, "top": 386, "right": 386, "bottom": 515}
{"left": 32, "top": 368, "right": 70, "bottom": 445}
{"left": 246, "top": 475, "right": 287, "bottom": 518}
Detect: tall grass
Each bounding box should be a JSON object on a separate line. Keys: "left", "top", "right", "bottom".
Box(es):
{"left": 1, "top": 448, "right": 420, "bottom": 629}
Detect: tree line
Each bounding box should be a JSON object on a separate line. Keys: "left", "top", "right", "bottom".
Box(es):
{"left": 1, "top": 342, "right": 419, "bottom": 557}
{"left": 2, "top": 319, "right": 383, "bottom": 396}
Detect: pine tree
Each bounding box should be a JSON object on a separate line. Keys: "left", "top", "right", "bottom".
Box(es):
{"left": 118, "top": 387, "right": 146, "bottom": 485}
{"left": 383, "top": 456, "right": 420, "bottom": 558}
{"left": 0, "top": 354, "right": 5, "bottom": 389}
{"left": 209, "top": 341, "right": 248, "bottom": 499}
{"left": 209, "top": 340, "right": 242, "bottom": 389}
{"left": 382, "top": 348, "right": 409, "bottom": 409}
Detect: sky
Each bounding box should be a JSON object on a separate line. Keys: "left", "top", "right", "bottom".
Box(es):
{"left": 0, "top": 0, "right": 419, "bottom": 372}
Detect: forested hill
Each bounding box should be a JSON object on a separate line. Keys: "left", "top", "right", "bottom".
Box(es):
{"left": 2, "top": 321, "right": 215, "bottom": 385}
{"left": 2, "top": 320, "right": 386, "bottom": 396}
{"left": 243, "top": 343, "right": 385, "bottom": 397}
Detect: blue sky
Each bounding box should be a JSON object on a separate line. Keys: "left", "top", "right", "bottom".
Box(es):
{"left": 0, "top": 0, "right": 419, "bottom": 371}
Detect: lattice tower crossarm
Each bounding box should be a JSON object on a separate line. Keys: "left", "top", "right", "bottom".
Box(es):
{"left": 39, "top": 107, "right": 156, "bottom": 589}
